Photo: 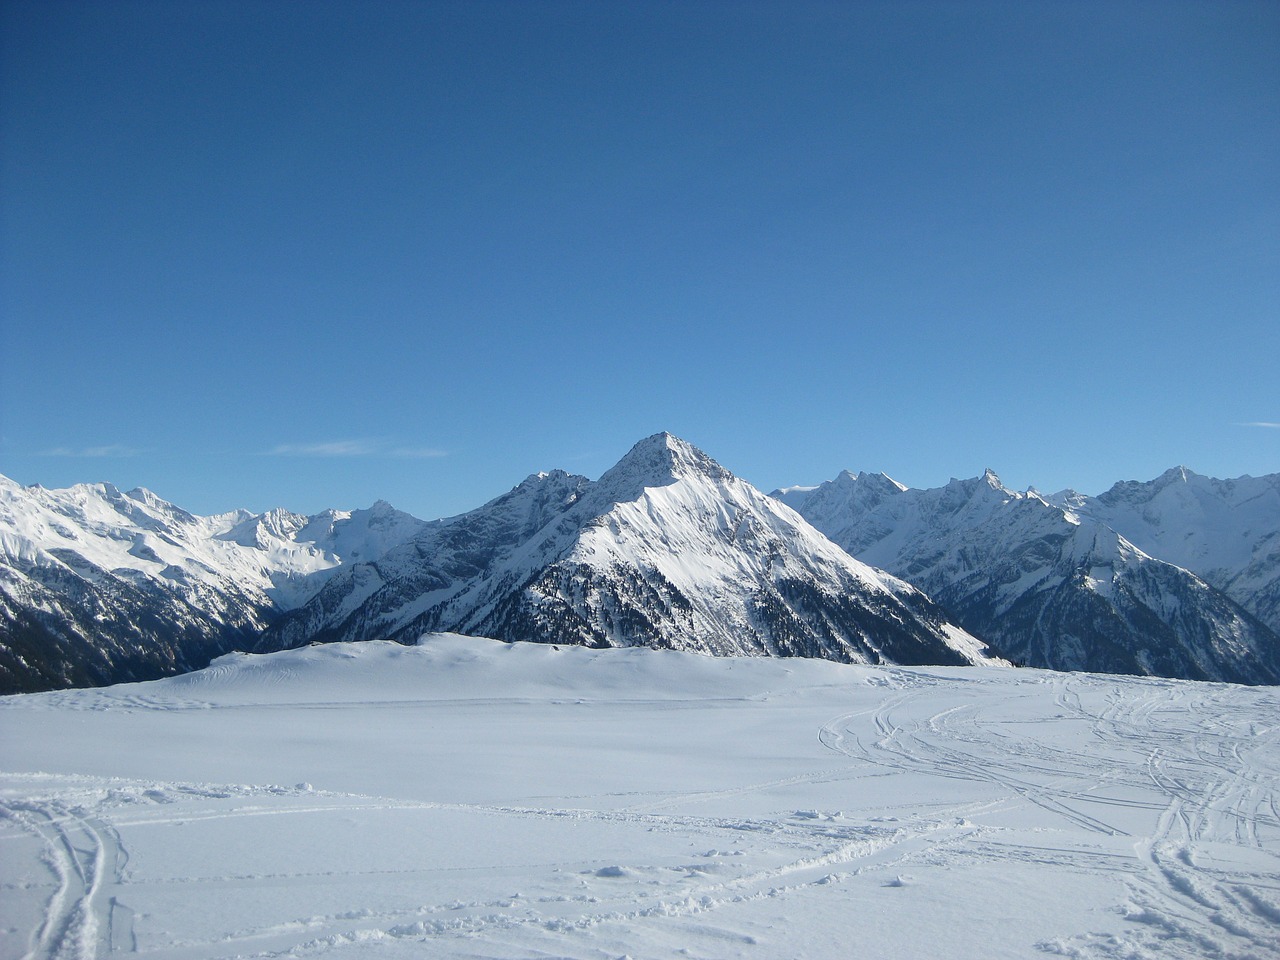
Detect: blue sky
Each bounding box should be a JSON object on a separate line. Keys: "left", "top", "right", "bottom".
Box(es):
{"left": 2, "top": 0, "right": 1277, "bottom": 520}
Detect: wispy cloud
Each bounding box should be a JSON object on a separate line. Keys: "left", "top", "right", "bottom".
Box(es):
{"left": 267, "top": 439, "right": 448, "bottom": 458}
{"left": 1239, "top": 422, "right": 1280, "bottom": 429}
{"left": 268, "top": 439, "right": 382, "bottom": 457}
{"left": 389, "top": 446, "right": 449, "bottom": 459}
{"left": 39, "top": 444, "right": 143, "bottom": 458}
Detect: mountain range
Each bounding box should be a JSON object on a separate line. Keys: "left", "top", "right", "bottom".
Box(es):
{"left": 2, "top": 434, "right": 1277, "bottom": 693}
{"left": 775, "top": 467, "right": 1280, "bottom": 685}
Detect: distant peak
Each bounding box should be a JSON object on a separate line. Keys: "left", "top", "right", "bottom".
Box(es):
{"left": 805, "top": 469, "right": 906, "bottom": 513}
{"left": 1158, "top": 465, "right": 1197, "bottom": 485}
{"left": 513, "top": 468, "right": 580, "bottom": 492}
{"left": 124, "top": 485, "right": 183, "bottom": 512}
{"left": 633, "top": 431, "right": 685, "bottom": 455}
{"left": 942, "top": 470, "right": 1011, "bottom": 504}
{"left": 482, "top": 469, "right": 590, "bottom": 517}
{"left": 821, "top": 469, "right": 859, "bottom": 491}
{"left": 856, "top": 470, "right": 908, "bottom": 493}
{"left": 626, "top": 433, "right": 723, "bottom": 474}
{"left": 1098, "top": 466, "right": 1207, "bottom": 503}
{"left": 258, "top": 506, "right": 307, "bottom": 537}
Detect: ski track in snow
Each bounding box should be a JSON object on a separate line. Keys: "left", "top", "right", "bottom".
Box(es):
{"left": 1, "top": 797, "right": 130, "bottom": 960}
{"left": 1, "top": 645, "right": 1278, "bottom": 959}
{"left": 819, "top": 670, "right": 1280, "bottom": 960}
{"left": 2, "top": 779, "right": 933, "bottom": 959}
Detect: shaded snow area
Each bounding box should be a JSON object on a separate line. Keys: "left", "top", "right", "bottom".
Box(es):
{"left": 2, "top": 635, "right": 1278, "bottom": 960}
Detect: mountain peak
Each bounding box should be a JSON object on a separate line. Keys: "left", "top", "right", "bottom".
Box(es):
{"left": 632, "top": 431, "right": 699, "bottom": 461}
{"left": 1157, "top": 465, "right": 1198, "bottom": 487}
{"left": 856, "top": 471, "right": 908, "bottom": 494}
{"left": 1097, "top": 466, "right": 1206, "bottom": 506}
{"left": 944, "top": 470, "right": 1007, "bottom": 497}
{"left": 595, "top": 433, "right": 733, "bottom": 500}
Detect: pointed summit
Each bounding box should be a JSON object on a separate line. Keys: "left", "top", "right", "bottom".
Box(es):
{"left": 261, "top": 432, "right": 989, "bottom": 668}
{"left": 594, "top": 433, "right": 732, "bottom": 501}
{"left": 934, "top": 470, "right": 1012, "bottom": 516}
{"left": 1156, "top": 465, "right": 1198, "bottom": 487}
{"left": 856, "top": 471, "right": 909, "bottom": 496}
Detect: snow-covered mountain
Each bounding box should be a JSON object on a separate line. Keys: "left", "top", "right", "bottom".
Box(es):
{"left": 1048, "top": 467, "right": 1280, "bottom": 635}
{"left": 776, "top": 468, "right": 1280, "bottom": 685}
{"left": 6, "top": 443, "right": 1275, "bottom": 694}
{"left": 0, "top": 475, "right": 424, "bottom": 691}
{"left": 262, "top": 434, "right": 991, "bottom": 667}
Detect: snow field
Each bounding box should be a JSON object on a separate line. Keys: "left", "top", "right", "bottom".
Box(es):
{"left": 1, "top": 634, "right": 1278, "bottom": 959}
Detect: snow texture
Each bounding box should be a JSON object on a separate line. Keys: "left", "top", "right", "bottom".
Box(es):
{"left": 1, "top": 634, "right": 1277, "bottom": 959}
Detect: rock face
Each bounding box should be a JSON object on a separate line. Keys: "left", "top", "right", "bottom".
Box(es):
{"left": 777, "top": 469, "right": 1280, "bottom": 685}
{"left": 260, "top": 434, "right": 991, "bottom": 668}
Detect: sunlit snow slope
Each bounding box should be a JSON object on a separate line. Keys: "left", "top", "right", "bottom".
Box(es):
{"left": 2, "top": 634, "right": 1277, "bottom": 960}
{"left": 0, "top": 474, "right": 424, "bottom": 691}
{"left": 778, "top": 469, "right": 1280, "bottom": 684}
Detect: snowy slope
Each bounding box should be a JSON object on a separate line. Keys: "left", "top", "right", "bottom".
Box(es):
{"left": 264, "top": 435, "right": 992, "bottom": 667}
{"left": 0, "top": 475, "right": 425, "bottom": 606}
{"left": 1050, "top": 467, "right": 1280, "bottom": 635}
{"left": 2, "top": 634, "right": 1276, "bottom": 960}
{"left": 777, "top": 469, "right": 1280, "bottom": 684}
{"left": 0, "top": 475, "right": 424, "bottom": 691}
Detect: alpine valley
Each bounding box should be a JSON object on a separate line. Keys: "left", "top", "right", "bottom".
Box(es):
{"left": 2, "top": 434, "right": 1278, "bottom": 694}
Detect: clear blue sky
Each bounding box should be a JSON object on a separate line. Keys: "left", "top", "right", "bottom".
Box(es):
{"left": 2, "top": 0, "right": 1277, "bottom": 519}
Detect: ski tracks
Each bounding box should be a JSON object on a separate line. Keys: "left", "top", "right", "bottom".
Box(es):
{"left": 818, "top": 670, "right": 1280, "bottom": 959}
{"left": 0, "top": 776, "right": 943, "bottom": 959}
{"left": 1, "top": 797, "right": 131, "bottom": 960}
{"left": 819, "top": 677, "right": 1126, "bottom": 837}
{"left": 1121, "top": 686, "right": 1280, "bottom": 960}
{"left": 4, "top": 670, "right": 1277, "bottom": 959}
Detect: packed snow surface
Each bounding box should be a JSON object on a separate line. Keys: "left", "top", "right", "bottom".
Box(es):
{"left": 2, "top": 634, "right": 1278, "bottom": 959}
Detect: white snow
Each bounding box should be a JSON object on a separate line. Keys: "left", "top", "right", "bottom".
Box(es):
{"left": 0, "top": 474, "right": 427, "bottom": 617}
{"left": 1051, "top": 468, "right": 1280, "bottom": 631}
{"left": 2, "top": 634, "right": 1276, "bottom": 959}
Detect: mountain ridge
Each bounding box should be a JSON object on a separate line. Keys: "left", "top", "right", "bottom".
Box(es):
{"left": 775, "top": 466, "right": 1280, "bottom": 684}
{"left": 3, "top": 443, "right": 1277, "bottom": 693}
